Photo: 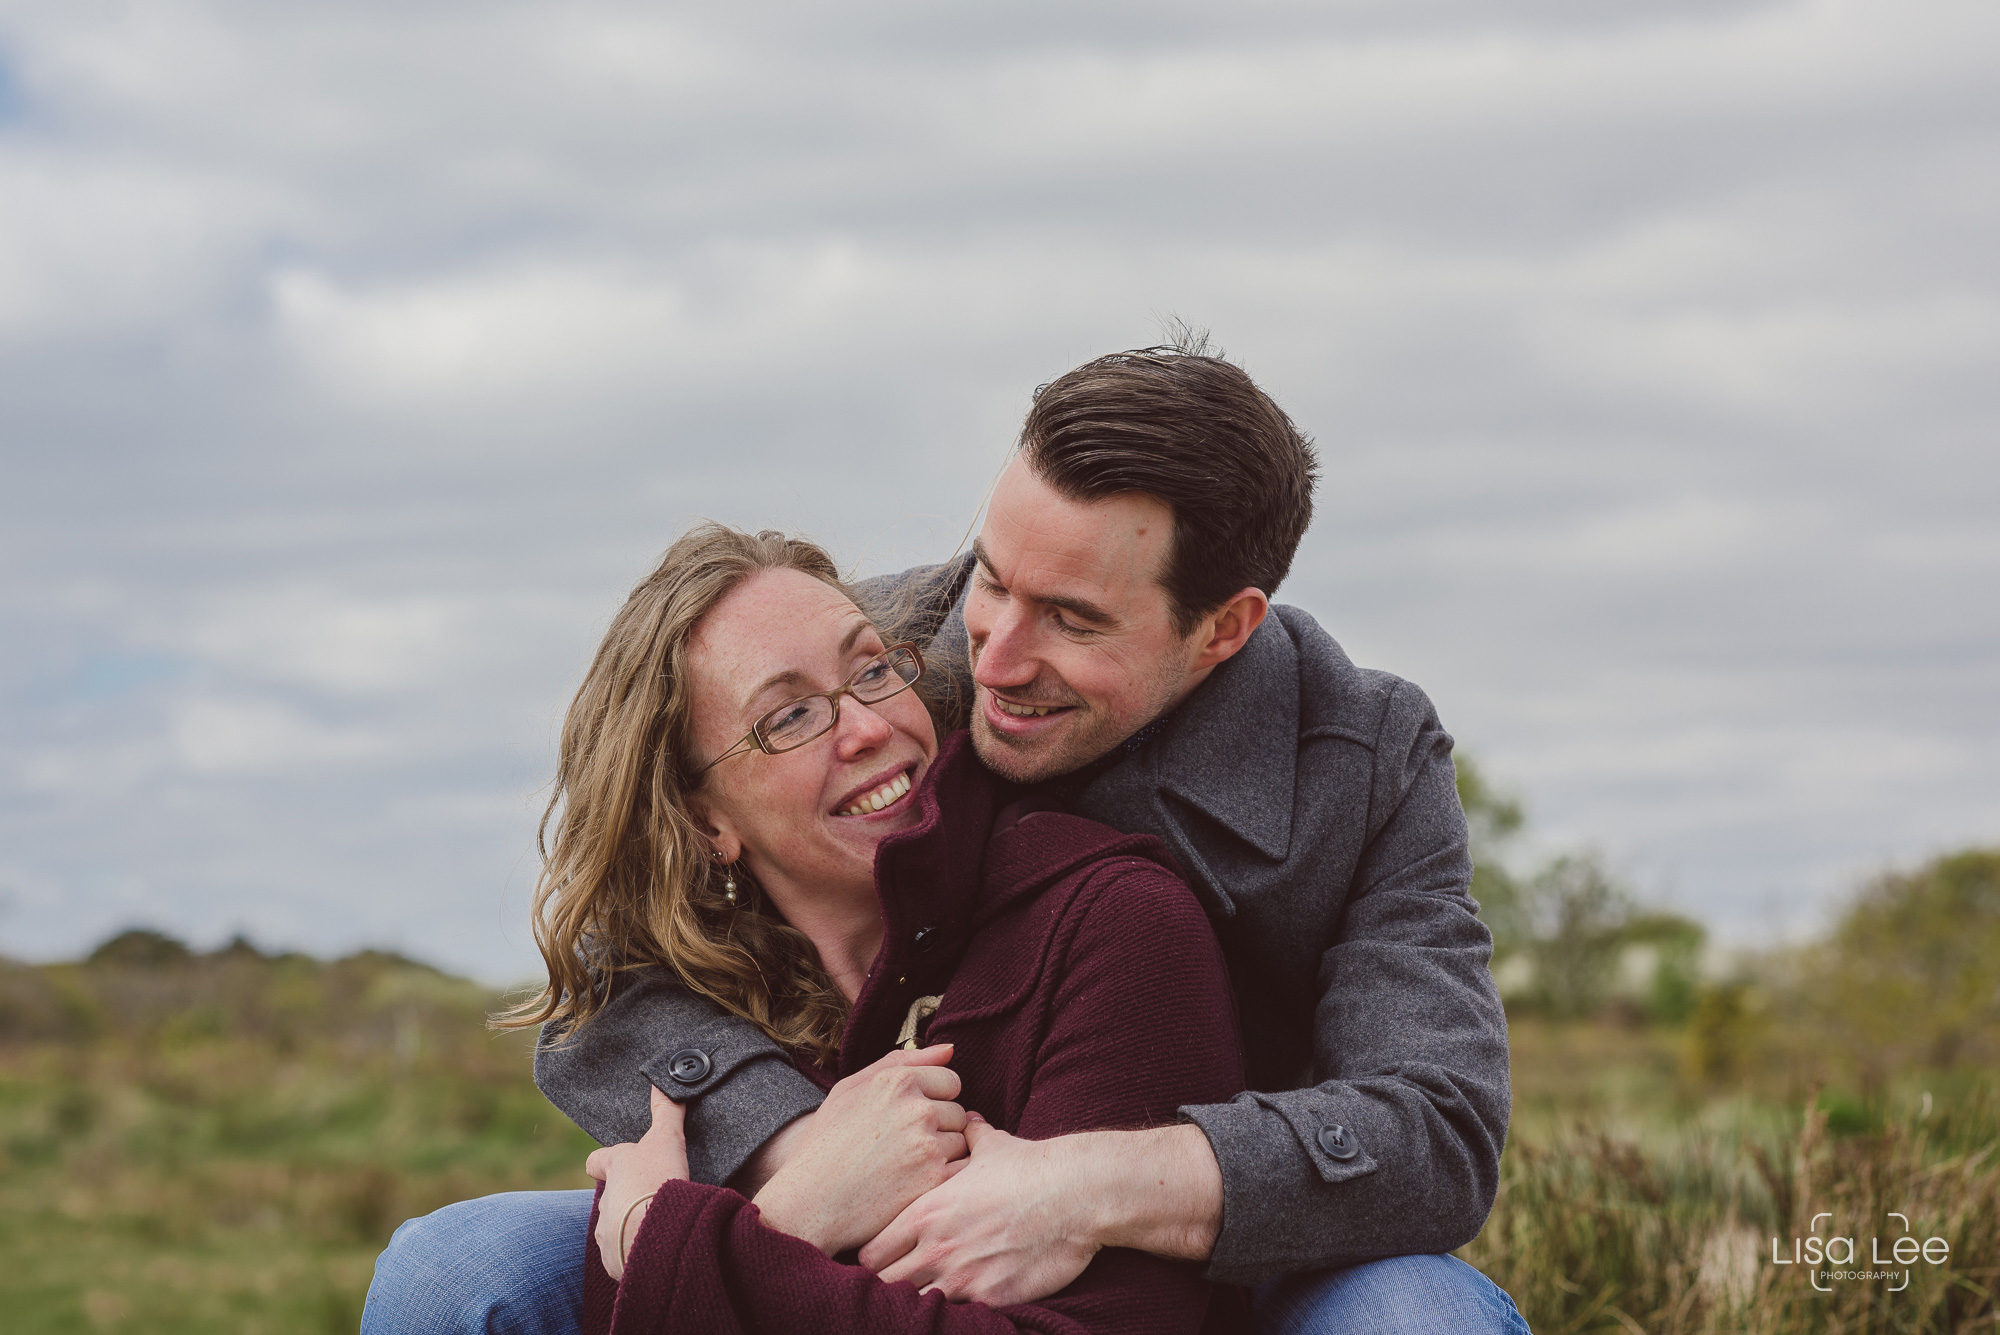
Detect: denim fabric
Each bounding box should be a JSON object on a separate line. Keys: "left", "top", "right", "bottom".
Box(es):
{"left": 1254, "top": 1254, "right": 1532, "bottom": 1335}
{"left": 361, "top": 1190, "right": 1532, "bottom": 1335}
{"left": 361, "top": 1189, "right": 593, "bottom": 1335}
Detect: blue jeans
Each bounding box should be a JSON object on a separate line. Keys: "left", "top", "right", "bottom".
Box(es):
{"left": 1252, "top": 1253, "right": 1530, "bottom": 1334}
{"left": 362, "top": 1190, "right": 595, "bottom": 1335}
{"left": 363, "top": 1189, "right": 1530, "bottom": 1334}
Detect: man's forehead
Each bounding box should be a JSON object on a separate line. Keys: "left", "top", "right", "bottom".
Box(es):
{"left": 979, "top": 470, "right": 1172, "bottom": 596}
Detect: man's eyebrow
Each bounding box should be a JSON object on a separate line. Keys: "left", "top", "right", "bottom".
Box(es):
{"left": 743, "top": 617, "right": 875, "bottom": 707}
{"left": 970, "top": 540, "right": 1116, "bottom": 627}
{"left": 1041, "top": 591, "right": 1117, "bottom": 627}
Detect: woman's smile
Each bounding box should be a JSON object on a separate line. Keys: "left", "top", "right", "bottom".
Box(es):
{"left": 833, "top": 765, "right": 917, "bottom": 819}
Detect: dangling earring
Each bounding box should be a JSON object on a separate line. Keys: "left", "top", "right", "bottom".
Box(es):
{"left": 712, "top": 850, "right": 738, "bottom": 906}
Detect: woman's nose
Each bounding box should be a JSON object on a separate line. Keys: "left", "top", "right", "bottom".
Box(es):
{"left": 833, "top": 694, "right": 896, "bottom": 754}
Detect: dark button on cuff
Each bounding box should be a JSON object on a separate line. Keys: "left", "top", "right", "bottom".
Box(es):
{"left": 666, "top": 1048, "right": 713, "bottom": 1084}
{"left": 1317, "top": 1124, "right": 1360, "bottom": 1161}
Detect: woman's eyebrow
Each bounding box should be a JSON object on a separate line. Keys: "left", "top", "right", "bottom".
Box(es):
{"left": 741, "top": 618, "right": 875, "bottom": 706}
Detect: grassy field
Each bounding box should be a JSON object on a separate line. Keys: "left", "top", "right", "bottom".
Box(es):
{"left": 0, "top": 944, "right": 595, "bottom": 1334}
{"left": 1473, "top": 1020, "right": 1999, "bottom": 1334}
{"left": 2, "top": 925, "right": 1995, "bottom": 1333}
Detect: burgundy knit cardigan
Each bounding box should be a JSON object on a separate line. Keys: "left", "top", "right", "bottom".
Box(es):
{"left": 581, "top": 730, "right": 1247, "bottom": 1334}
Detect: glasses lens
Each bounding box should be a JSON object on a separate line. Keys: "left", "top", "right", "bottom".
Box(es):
{"left": 849, "top": 647, "right": 921, "bottom": 702}
{"left": 757, "top": 695, "right": 834, "bottom": 752}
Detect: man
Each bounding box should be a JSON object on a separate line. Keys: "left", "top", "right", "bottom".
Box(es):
{"left": 365, "top": 341, "right": 1526, "bottom": 1334}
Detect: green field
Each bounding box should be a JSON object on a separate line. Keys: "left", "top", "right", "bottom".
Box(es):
{"left": 0, "top": 944, "right": 595, "bottom": 1334}
{"left": 3, "top": 848, "right": 1996, "bottom": 1333}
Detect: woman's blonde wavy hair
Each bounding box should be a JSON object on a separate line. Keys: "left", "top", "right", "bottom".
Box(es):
{"left": 495, "top": 522, "right": 862, "bottom": 1065}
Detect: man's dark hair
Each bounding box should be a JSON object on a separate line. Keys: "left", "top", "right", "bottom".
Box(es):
{"left": 1019, "top": 333, "right": 1319, "bottom": 636}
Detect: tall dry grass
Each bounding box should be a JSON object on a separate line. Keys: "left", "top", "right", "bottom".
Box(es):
{"left": 1467, "top": 1069, "right": 2000, "bottom": 1333}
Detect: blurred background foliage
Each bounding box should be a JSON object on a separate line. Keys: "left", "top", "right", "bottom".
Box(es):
{"left": 1455, "top": 756, "right": 2000, "bottom": 1333}
{"left": 0, "top": 763, "right": 1993, "bottom": 1332}
{"left": 0, "top": 940, "right": 592, "bottom": 1333}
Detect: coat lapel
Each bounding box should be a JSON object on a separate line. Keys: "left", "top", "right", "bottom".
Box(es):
{"left": 1068, "top": 616, "right": 1300, "bottom": 917}
{"left": 1154, "top": 615, "right": 1300, "bottom": 863}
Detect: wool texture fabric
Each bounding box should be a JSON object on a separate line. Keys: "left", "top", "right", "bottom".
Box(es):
{"left": 580, "top": 729, "right": 1246, "bottom": 1335}
{"left": 540, "top": 557, "right": 1511, "bottom": 1285}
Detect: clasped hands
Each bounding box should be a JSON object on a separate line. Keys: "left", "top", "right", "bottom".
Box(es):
{"left": 584, "top": 1042, "right": 1097, "bottom": 1302}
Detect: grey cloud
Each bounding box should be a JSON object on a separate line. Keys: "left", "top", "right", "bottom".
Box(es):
{"left": 1, "top": 0, "right": 1995, "bottom": 979}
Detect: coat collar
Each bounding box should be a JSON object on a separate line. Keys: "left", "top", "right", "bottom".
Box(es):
{"left": 927, "top": 577, "right": 1302, "bottom": 864}
{"left": 836, "top": 729, "right": 1008, "bottom": 1073}
{"left": 832, "top": 728, "right": 1185, "bottom": 1073}
{"left": 1127, "top": 612, "right": 1300, "bottom": 863}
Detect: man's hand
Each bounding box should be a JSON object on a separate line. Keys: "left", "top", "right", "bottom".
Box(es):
{"left": 860, "top": 1114, "right": 1097, "bottom": 1304}
{"left": 859, "top": 1121, "right": 1225, "bottom": 1305}
{"left": 585, "top": 1084, "right": 689, "bottom": 1281}
{"left": 751, "top": 1044, "right": 969, "bottom": 1256}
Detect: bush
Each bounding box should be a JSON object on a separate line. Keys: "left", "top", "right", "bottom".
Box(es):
{"left": 1799, "top": 849, "right": 2000, "bottom": 1082}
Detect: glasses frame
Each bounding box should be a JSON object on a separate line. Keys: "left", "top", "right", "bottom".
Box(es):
{"left": 694, "top": 641, "right": 926, "bottom": 777}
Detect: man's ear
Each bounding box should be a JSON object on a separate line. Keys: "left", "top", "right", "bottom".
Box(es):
{"left": 1190, "top": 588, "right": 1269, "bottom": 672}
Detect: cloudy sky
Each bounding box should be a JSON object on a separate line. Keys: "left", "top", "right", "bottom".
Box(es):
{"left": 3, "top": 0, "right": 1995, "bottom": 982}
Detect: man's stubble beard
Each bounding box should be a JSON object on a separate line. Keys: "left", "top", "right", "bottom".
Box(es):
{"left": 967, "top": 653, "right": 1191, "bottom": 787}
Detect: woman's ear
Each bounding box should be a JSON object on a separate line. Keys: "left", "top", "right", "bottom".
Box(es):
{"left": 690, "top": 799, "right": 742, "bottom": 865}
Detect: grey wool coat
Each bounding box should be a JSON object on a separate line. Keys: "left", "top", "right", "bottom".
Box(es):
{"left": 535, "top": 556, "right": 1511, "bottom": 1286}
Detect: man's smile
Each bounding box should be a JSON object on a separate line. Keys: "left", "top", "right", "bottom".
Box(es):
{"left": 992, "top": 697, "right": 1071, "bottom": 719}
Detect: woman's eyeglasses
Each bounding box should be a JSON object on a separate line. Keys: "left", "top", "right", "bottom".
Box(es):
{"left": 695, "top": 643, "right": 925, "bottom": 776}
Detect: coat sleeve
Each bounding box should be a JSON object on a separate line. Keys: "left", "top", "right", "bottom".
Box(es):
{"left": 1180, "top": 681, "right": 1512, "bottom": 1283}
{"left": 535, "top": 969, "right": 826, "bottom": 1186}
{"left": 585, "top": 858, "right": 1247, "bottom": 1335}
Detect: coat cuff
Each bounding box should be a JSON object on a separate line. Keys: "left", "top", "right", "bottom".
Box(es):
{"left": 1179, "top": 1091, "right": 1379, "bottom": 1287}
{"left": 642, "top": 1015, "right": 828, "bottom": 1186}
{"left": 537, "top": 999, "right": 826, "bottom": 1186}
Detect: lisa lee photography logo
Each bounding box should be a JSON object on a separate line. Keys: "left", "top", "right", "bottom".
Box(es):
{"left": 1771, "top": 1213, "right": 1951, "bottom": 1292}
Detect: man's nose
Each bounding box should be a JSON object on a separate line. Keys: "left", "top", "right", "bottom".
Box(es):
{"left": 971, "top": 604, "right": 1039, "bottom": 688}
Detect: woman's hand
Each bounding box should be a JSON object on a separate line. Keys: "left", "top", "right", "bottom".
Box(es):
{"left": 585, "top": 1084, "right": 690, "bottom": 1281}
{"left": 751, "top": 1043, "right": 969, "bottom": 1257}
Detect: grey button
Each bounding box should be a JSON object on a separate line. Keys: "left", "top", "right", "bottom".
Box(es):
{"left": 666, "top": 1048, "right": 713, "bottom": 1084}
{"left": 1318, "top": 1124, "right": 1359, "bottom": 1160}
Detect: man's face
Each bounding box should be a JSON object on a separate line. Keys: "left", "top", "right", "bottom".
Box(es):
{"left": 965, "top": 457, "right": 1206, "bottom": 785}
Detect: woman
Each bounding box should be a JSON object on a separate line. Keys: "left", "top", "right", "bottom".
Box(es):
{"left": 460, "top": 523, "right": 1242, "bottom": 1334}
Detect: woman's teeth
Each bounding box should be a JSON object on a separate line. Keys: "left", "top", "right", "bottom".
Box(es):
{"left": 995, "top": 698, "right": 1056, "bottom": 717}
{"left": 841, "top": 771, "right": 912, "bottom": 817}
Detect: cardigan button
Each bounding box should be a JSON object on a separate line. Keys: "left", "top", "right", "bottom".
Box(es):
{"left": 666, "top": 1048, "right": 713, "bottom": 1084}
{"left": 912, "top": 927, "right": 937, "bottom": 952}
{"left": 1317, "top": 1125, "right": 1360, "bottom": 1161}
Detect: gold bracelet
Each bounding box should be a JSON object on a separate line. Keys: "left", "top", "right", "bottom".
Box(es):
{"left": 618, "top": 1190, "right": 660, "bottom": 1268}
